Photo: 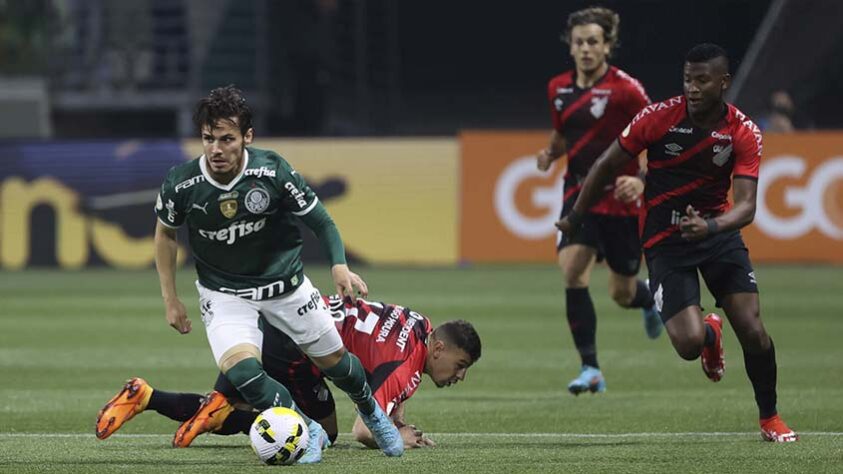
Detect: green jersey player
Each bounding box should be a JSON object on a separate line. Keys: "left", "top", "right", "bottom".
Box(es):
{"left": 150, "top": 86, "right": 403, "bottom": 462}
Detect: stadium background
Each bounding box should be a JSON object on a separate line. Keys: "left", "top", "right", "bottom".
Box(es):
{"left": 1, "top": 1, "right": 842, "bottom": 472}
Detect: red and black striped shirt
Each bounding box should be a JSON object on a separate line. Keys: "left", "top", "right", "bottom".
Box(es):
{"left": 547, "top": 66, "right": 650, "bottom": 216}
{"left": 618, "top": 96, "right": 762, "bottom": 249}
{"left": 329, "top": 296, "right": 431, "bottom": 416}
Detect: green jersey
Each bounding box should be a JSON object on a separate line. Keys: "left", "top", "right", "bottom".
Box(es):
{"left": 155, "top": 147, "right": 344, "bottom": 299}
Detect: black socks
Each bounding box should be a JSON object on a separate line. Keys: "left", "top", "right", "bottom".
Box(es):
{"left": 744, "top": 339, "right": 778, "bottom": 419}
{"left": 566, "top": 288, "right": 598, "bottom": 368}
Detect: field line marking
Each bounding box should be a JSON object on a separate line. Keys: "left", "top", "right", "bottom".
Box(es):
{"left": 1, "top": 431, "right": 841, "bottom": 438}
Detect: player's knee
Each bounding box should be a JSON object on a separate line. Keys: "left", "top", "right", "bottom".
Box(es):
{"left": 563, "top": 270, "right": 588, "bottom": 288}
{"left": 218, "top": 344, "right": 261, "bottom": 373}
{"left": 739, "top": 325, "right": 770, "bottom": 353}
{"left": 673, "top": 335, "right": 704, "bottom": 360}
{"left": 609, "top": 286, "right": 634, "bottom": 307}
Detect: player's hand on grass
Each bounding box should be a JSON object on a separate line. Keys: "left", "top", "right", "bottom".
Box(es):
{"left": 679, "top": 205, "right": 708, "bottom": 241}
{"left": 399, "top": 424, "right": 434, "bottom": 448}
{"left": 614, "top": 175, "right": 644, "bottom": 203}
{"left": 165, "top": 298, "right": 191, "bottom": 334}
{"left": 332, "top": 264, "right": 369, "bottom": 301}
{"left": 536, "top": 148, "right": 555, "bottom": 172}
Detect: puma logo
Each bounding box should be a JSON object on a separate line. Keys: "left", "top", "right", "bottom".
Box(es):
{"left": 191, "top": 202, "right": 209, "bottom": 215}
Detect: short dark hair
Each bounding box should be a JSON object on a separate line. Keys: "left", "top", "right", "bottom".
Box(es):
{"left": 433, "top": 320, "right": 481, "bottom": 363}
{"left": 563, "top": 7, "right": 621, "bottom": 50}
{"left": 685, "top": 43, "right": 730, "bottom": 71}
{"left": 193, "top": 85, "right": 253, "bottom": 136}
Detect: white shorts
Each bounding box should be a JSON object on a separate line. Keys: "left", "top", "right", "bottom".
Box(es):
{"left": 196, "top": 276, "right": 343, "bottom": 365}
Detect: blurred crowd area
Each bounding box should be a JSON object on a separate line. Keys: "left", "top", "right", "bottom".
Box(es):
{"left": 0, "top": 0, "right": 841, "bottom": 138}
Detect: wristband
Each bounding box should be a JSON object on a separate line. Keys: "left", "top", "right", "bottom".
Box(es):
{"left": 705, "top": 218, "right": 719, "bottom": 235}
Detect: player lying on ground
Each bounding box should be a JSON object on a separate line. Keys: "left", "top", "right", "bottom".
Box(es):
{"left": 555, "top": 43, "right": 797, "bottom": 442}
{"left": 96, "top": 295, "right": 481, "bottom": 449}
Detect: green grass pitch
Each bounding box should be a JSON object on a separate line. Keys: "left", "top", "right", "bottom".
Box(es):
{"left": 1, "top": 265, "right": 842, "bottom": 473}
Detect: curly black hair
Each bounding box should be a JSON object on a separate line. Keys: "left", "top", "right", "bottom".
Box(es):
{"left": 193, "top": 85, "right": 253, "bottom": 136}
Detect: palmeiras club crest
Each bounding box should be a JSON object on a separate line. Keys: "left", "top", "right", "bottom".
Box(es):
{"left": 245, "top": 187, "right": 270, "bottom": 214}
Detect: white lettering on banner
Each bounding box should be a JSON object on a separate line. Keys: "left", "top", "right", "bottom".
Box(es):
{"left": 494, "top": 157, "right": 564, "bottom": 239}
{"left": 755, "top": 156, "right": 843, "bottom": 239}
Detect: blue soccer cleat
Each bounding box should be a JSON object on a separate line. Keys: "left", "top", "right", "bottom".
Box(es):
{"left": 298, "top": 419, "right": 327, "bottom": 464}
{"left": 567, "top": 365, "right": 606, "bottom": 395}
{"left": 642, "top": 306, "right": 663, "bottom": 339}
{"left": 359, "top": 403, "right": 404, "bottom": 457}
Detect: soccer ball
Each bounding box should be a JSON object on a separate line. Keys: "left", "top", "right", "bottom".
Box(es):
{"left": 249, "top": 407, "right": 310, "bottom": 465}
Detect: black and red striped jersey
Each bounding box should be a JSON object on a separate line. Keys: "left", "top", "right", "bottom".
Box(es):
{"left": 547, "top": 66, "right": 650, "bottom": 216}
{"left": 618, "top": 95, "right": 762, "bottom": 249}
{"left": 326, "top": 296, "right": 432, "bottom": 415}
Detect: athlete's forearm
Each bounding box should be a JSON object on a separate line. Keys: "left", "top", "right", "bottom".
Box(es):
{"left": 154, "top": 223, "right": 180, "bottom": 302}
{"left": 708, "top": 178, "right": 757, "bottom": 234}
{"left": 298, "top": 203, "right": 347, "bottom": 266}
{"left": 572, "top": 141, "right": 633, "bottom": 215}
{"left": 546, "top": 129, "right": 567, "bottom": 159}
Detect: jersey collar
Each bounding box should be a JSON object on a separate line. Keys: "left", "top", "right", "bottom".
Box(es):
{"left": 199, "top": 148, "right": 250, "bottom": 191}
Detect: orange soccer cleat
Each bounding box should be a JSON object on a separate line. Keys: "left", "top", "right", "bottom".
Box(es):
{"left": 172, "top": 390, "right": 234, "bottom": 448}
{"left": 95, "top": 377, "right": 153, "bottom": 440}
{"left": 701, "top": 313, "right": 725, "bottom": 382}
{"left": 760, "top": 415, "right": 799, "bottom": 443}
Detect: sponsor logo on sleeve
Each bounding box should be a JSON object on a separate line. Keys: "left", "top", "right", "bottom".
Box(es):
{"left": 284, "top": 182, "right": 308, "bottom": 209}
{"left": 165, "top": 199, "right": 177, "bottom": 223}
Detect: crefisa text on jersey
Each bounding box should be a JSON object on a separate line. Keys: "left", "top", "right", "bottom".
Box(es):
{"left": 197, "top": 218, "right": 267, "bottom": 245}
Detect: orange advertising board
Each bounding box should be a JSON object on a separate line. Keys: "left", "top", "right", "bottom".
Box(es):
{"left": 460, "top": 131, "right": 843, "bottom": 263}
{"left": 461, "top": 131, "right": 561, "bottom": 262}
{"left": 743, "top": 133, "right": 843, "bottom": 262}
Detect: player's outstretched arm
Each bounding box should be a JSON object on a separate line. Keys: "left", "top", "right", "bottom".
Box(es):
{"left": 536, "top": 130, "right": 567, "bottom": 172}
{"left": 154, "top": 221, "right": 190, "bottom": 334}
{"left": 555, "top": 140, "right": 635, "bottom": 233}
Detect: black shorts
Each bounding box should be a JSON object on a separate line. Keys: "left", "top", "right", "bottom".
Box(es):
{"left": 645, "top": 231, "right": 758, "bottom": 322}
{"left": 557, "top": 208, "right": 643, "bottom": 276}
{"left": 214, "top": 320, "right": 336, "bottom": 421}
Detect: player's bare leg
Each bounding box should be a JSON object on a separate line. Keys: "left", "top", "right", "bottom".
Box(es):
{"left": 608, "top": 271, "right": 663, "bottom": 339}
{"left": 558, "top": 245, "right": 606, "bottom": 394}
{"left": 721, "top": 293, "right": 797, "bottom": 442}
